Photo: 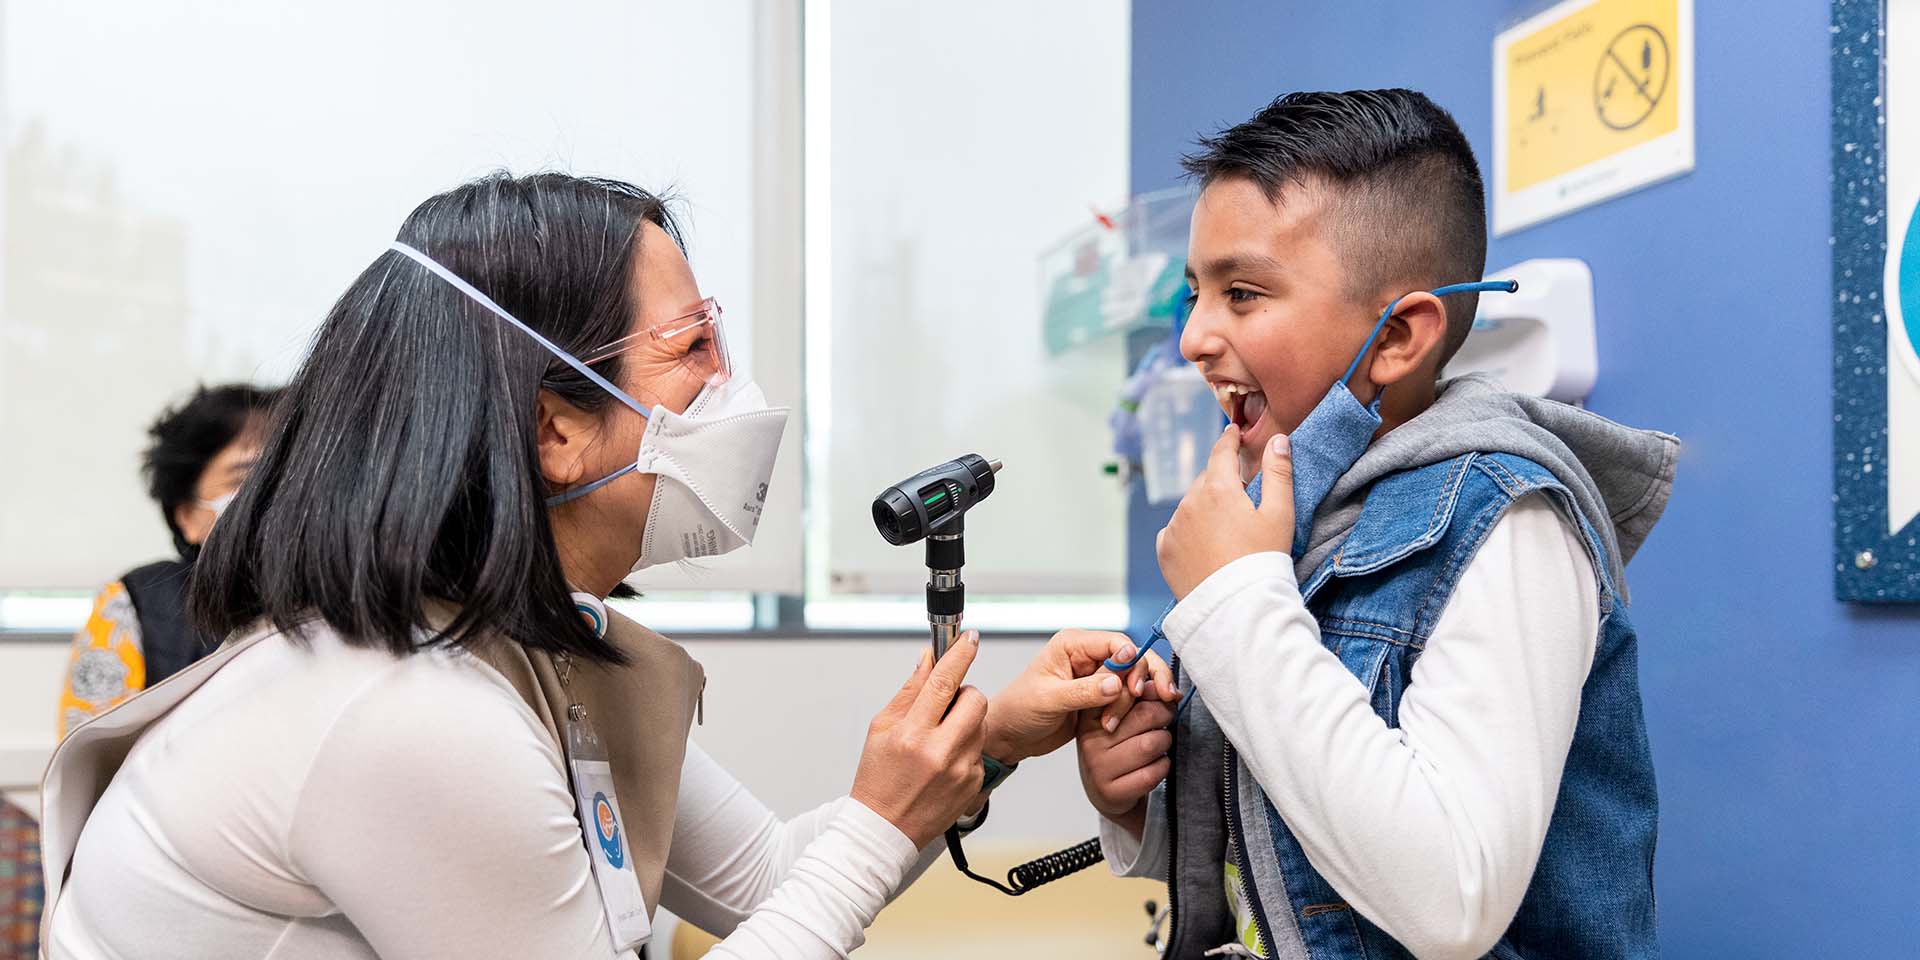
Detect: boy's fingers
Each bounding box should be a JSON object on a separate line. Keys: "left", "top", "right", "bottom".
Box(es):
{"left": 1146, "top": 653, "right": 1179, "bottom": 703}
{"left": 1089, "top": 730, "right": 1171, "bottom": 781}
{"left": 1105, "top": 757, "right": 1172, "bottom": 802}
{"left": 1205, "top": 423, "right": 1243, "bottom": 480}
{"left": 1099, "top": 684, "right": 1139, "bottom": 734}
{"left": 1258, "top": 433, "right": 1295, "bottom": 519}
{"left": 1122, "top": 729, "right": 1173, "bottom": 767}
{"left": 909, "top": 631, "right": 979, "bottom": 725}
{"left": 1114, "top": 699, "right": 1176, "bottom": 740}
{"left": 1125, "top": 651, "right": 1175, "bottom": 702}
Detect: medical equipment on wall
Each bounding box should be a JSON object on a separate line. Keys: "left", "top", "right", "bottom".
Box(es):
{"left": 1040, "top": 189, "right": 1196, "bottom": 356}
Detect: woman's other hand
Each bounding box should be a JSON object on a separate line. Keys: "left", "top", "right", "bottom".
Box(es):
{"left": 850, "top": 633, "right": 989, "bottom": 847}
{"left": 983, "top": 629, "right": 1173, "bottom": 765}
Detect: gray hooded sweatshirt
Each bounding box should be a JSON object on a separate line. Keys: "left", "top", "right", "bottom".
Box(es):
{"left": 1297, "top": 373, "right": 1678, "bottom": 595}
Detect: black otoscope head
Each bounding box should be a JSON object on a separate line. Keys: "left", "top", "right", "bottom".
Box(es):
{"left": 871, "top": 454, "right": 1001, "bottom": 545}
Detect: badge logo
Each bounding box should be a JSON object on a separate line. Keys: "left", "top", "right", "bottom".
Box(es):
{"left": 592, "top": 791, "right": 625, "bottom": 869}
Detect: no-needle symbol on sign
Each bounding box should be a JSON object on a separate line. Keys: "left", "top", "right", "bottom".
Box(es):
{"left": 1594, "top": 24, "right": 1671, "bottom": 131}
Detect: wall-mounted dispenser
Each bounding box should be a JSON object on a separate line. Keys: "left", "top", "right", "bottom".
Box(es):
{"left": 1443, "top": 258, "right": 1597, "bottom": 403}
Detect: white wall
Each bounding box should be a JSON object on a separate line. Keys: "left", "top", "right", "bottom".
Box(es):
{"left": 683, "top": 635, "right": 1104, "bottom": 842}
{"left": 0, "top": 641, "right": 69, "bottom": 808}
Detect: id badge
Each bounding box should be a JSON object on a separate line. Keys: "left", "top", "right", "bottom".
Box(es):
{"left": 570, "top": 757, "right": 652, "bottom": 951}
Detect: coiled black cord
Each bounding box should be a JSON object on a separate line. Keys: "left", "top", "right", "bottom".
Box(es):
{"left": 945, "top": 800, "right": 1106, "bottom": 896}
{"left": 1007, "top": 837, "right": 1106, "bottom": 890}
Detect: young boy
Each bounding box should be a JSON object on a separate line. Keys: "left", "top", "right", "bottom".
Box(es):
{"left": 1075, "top": 90, "right": 1676, "bottom": 959}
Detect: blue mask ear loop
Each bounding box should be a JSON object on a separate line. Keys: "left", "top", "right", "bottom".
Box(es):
{"left": 1102, "top": 279, "right": 1520, "bottom": 676}
{"left": 387, "top": 241, "right": 658, "bottom": 507}
{"left": 1340, "top": 280, "right": 1520, "bottom": 408}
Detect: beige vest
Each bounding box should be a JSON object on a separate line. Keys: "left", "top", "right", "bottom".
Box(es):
{"left": 37, "top": 611, "right": 704, "bottom": 957}
{"left": 469, "top": 609, "right": 705, "bottom": 915}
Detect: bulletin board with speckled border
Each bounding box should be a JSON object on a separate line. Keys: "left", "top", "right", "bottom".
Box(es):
{"left": 1834, "top": 0, "right": 1920, "bottom": 601}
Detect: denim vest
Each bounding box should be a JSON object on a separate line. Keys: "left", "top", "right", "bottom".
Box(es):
{"left": 1162, "top": 452, "right": 1659, "bottom": 960}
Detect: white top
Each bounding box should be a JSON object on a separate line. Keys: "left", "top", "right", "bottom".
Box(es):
{"left": 46, "top": 627, "right": 933, "bottom": 960}
{"left": 1102, "top": 494, "right": 1600, "bottom": 960}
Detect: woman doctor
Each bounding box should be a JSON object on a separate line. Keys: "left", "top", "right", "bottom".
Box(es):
{"left": 38, "top": 173, "right": 1163, "bottom": 959}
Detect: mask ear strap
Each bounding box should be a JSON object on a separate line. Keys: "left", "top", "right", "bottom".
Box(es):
{"left": 388, "top": 241, "right": 652, "bottom": 421}
{"left": 546, "top": 462, "right": 641, "bottom": 506}
{"left": 1341, "top": 279, "right": 1522, "bottom": 389}
{"left": 1431, "top": 279, "right": 1520, "bottom": 299}
{"left": 1342, "top": 297, "right": 1404, "bottom": 390}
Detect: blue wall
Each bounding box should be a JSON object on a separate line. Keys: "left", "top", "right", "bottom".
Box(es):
{"left": 1126, "top": 2, "right": 1920, "bottom": 955}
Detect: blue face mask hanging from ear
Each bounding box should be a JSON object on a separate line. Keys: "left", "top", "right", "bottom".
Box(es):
{"left": 1251, "top": 280, "right": 1519, "bottom": 556}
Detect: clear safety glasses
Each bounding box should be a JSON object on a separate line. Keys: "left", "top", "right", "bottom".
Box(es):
{"left": 582, "top": 297, "right": 732, "bottom": 387}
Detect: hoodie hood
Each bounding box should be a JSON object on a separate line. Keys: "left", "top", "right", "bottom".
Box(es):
{"left": 1293, "top": 373, "right": 1679, "bottom": 597}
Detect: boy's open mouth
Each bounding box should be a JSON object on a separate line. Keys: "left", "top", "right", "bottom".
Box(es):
{"left": 1212, "top": 381, "right": 1267, "bottom": 431}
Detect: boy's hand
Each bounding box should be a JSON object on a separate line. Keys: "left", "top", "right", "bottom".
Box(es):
{"left": 1077, "top": 698, "right": 1176, "bottom": 841}
{"left": 1157, "top": 425, "right": 1295, "bottom": 600}
{"left": 1094, "top": 647, "right": 1179, "bottom": 737}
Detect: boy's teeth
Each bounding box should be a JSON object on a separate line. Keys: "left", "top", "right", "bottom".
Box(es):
{"left": 1212, "top": 382, "right": 1252, "bottom": 405}
{"left": 1211, "top": 382, "right": 1263, "bottom": 424}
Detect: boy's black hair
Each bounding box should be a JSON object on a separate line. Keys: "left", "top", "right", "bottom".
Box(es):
{"left": 142, "top": 383, "right": 281, "bottom": 558}
{"left": 1181, "top": 89, "right": 1489, "bottom": 364}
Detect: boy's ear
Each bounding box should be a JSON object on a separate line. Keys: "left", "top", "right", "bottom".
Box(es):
{"left": 1364, "top": 291, "right": 1449, "bottom": 389}
{"left": 535, "top": 389, "right": 598, "bottom": 491}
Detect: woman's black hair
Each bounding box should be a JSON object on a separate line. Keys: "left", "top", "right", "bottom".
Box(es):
{"left": 143, "top": 383, "right": 281, "bottom": 558}
{"left": 191, "top": 172, "right": 683, "bottom": 663}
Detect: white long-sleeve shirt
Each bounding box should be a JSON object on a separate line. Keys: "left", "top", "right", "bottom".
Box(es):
{"left": 47, "top": 627, "right": 935, "bottom": 960}
{"left": 1102, "top": 494, "right": 1600, "bottom": 960}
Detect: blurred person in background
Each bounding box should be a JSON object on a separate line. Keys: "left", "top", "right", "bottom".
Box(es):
{"left": 56, "top": 383, "right": 279, "bottom": 737}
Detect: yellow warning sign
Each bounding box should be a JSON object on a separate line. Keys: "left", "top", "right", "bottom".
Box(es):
{"left": 1492, "top": 0, "right": 1693, "bottom": 234}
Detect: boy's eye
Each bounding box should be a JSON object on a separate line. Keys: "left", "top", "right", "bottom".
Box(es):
{"left": 1226, "top": 287, "right": 1260, "bottom": 303}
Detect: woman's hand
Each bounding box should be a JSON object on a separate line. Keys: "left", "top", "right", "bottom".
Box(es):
{"left": 850, "top": 633, "right": 989, "bottom": 848}
{"left": 983, "top": 629, "right": 1173, "bottom": 765}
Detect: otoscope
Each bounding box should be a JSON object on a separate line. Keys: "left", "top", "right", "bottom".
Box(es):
{"left": 873, "top": 455, "right": 1107, "bottom": 895}
{"left": 872, "top": 453, "right": 1001, "bottom": 659}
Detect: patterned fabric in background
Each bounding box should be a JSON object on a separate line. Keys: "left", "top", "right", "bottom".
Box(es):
{"left": 58, "top": 581, "right": 147, "bottom": 739}
{"left": 0, "top": 797, "right": 41, "bottom": 960}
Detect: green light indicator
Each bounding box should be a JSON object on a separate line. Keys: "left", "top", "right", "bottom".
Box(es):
{"left": 924, "top": 489, "right": 948, "bottom": 507}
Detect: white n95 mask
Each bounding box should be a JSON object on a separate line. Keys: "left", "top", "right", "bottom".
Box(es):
{"left": 618, "top": 377, "right": 787, "bottom": 571}
{"left": 387, "top": 241, "right": 792, "bottom": 574}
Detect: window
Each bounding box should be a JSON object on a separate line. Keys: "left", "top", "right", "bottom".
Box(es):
{"left": 802, "top": 0, "right": 1132, "bottom": 632}
{"left": 0, "top": 0, "right": 1132, "bottom": 638}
